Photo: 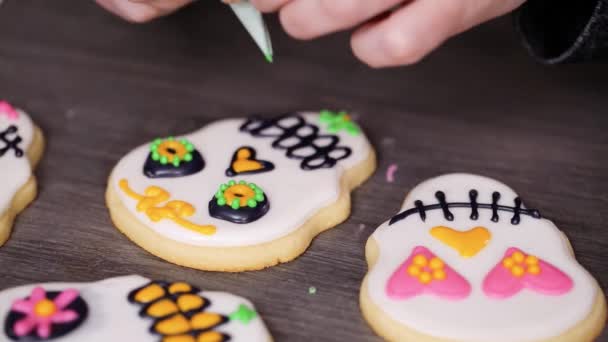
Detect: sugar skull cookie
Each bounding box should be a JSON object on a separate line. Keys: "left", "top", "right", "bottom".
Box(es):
{"left": 106, "top": 111, "right": 376, "bottom": 271}
{"left": 0, "top": 275, "right": 272, "bottom": 341}
{"left": 360, "top": 174, "right": 606, "bottom": 341}
{"left": 0, "top": 101, "right": 45, "bottom": 246}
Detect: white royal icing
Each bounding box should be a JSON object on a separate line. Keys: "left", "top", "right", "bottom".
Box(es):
{"left": 0, "top": 109, "right": 35, "bottom": 215}
{"left": 109, "top": 112, "right": 371, "bottom": 247}
{"left": 365, "top": 174, "right": 599, "bottom": 341}
{"left": 0, "top": 275, "right": 272, "bottom": 341}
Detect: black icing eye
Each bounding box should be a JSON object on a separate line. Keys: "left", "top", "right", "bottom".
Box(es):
{"left": 209, "top": 180, "right": 270, "bottom": 224}
{"left": 4, "top": 287, "right": 88, "bottom": 341}
{"left": 225, "top": 146, "right": 274, "bottom": 177}
{"left": 143, "top": 137, "right": 205, "bottom": 178}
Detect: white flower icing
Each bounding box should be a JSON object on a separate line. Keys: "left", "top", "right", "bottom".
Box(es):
{"left": 109, "top": 112, "right": 371, "bottom": 247}
{"left": 365, "top": 174, "right": 600, "bottom": 341}
{"left": 0, "top": 275, "right": 272, "bottom": 341}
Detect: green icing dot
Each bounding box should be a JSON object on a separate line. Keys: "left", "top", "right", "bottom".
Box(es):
{"left": 172, "top": 157, "right": 180, "bottom": 167}
{"left": 247, "top": 199, "right": 257, "bottom": 208}
{"left": 151, "top": 151, "right": 160, "bottom": 161}
{"left": 220, "top": 184, "right": 228, "bottom": 191}
{"left": 255, "top": 194, "right": 264, "bottom": 202}
{"left": 231, "top": 199, "right": 241, "bottom": 210}
{"left": 160, "top": 156, "right": 168, "bottom": 165}
{"left": 228, "top": 180, "right": 236, "bottom": 186}
{"left": 239, "top": 180, "right": 246, "bottom": 185}
{"left": 229, "top": 304, "right": 257, "bottom": 324}
{"left": 184, "top": 153, "right": 193, "bottom": 162}
{"left": 217, "top": 198, "right": 226, "bottom": 206}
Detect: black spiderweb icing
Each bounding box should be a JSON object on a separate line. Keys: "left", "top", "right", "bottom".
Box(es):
{"left": 239, "top": 113, "right": 352, "bottom": 170}
{"left": 389, "top": 190, "right": 542, "bottom": 226}
{"left": 0, "top": 125, "right": 24, "bottom": 158}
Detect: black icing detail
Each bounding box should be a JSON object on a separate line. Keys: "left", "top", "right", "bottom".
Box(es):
{"left": 4, "top": 291, "right": 88, "bottom": 341}
{"left": 469, "top": 190, "right": 479, "bottom": 220}
{"left": 0, "top": 125, "right": 24, "bottom": 158}
{"left": 491, "top": 192, "right": 501, "bottom": 222}
{"left": 414, "top": 200, "right": 426, "bottom": 221}
{"left": 143, "top": 150, "right": 205, "bottom": 178}
{"left": 239, "top": 113, "right": 352, "bottom": 171}
{"left": 209, "top": 197, "right": 270, "bottom": 224}
{"left": 225, "top": 146, "right": 275, "bottom": 177}
{"left": 389, "top": 190, "right": 542, "bottom": 226}
{"left": 435, "top": 191, "right": 454, "bottom": 221}
{"left": 512, "top": 197, "right": 523, "bottom": 225}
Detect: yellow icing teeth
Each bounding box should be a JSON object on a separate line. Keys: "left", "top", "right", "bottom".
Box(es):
{"left": 133, "top": 283, "right": 166, "bottom": 304}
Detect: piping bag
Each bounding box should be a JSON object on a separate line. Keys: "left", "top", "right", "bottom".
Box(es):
{"left": 223, "top": 0, "right": 273, "bottom": 63}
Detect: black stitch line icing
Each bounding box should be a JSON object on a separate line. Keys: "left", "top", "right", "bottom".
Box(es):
{"left": 239, "top": 113, "right": 352, "bottom": 170}
{"left": 0, "top": 125, "right": 24, "bottom": 158}
{"left": 435, "top": 191, "right": 454, "bottom": 221}
{"left": 414, "top": 200, "right": 426, "bottom": 221}
{"left": 491, "top": 192, "right": 501, "bottom": 222}
{"left": 469, "top": 190, "right": 479, "bottom": 220}
{"left": 388, "top": 190, "right": 542, "bottom": 226}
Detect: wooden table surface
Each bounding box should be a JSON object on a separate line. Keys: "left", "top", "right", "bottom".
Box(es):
{"left": 1, "top": 1, "right": 607, "bottom": 341}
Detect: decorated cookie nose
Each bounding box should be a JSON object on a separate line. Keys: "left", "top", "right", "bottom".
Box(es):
{"left": 430, "top": 226, "right": 491, "bottom": 257}
{"left": 226, "top": 146, "right": 274, "bottom": 177}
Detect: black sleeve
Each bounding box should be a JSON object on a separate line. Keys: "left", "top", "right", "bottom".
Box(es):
{"left": 515, "top": 0, "right": 608, "bottom": 63}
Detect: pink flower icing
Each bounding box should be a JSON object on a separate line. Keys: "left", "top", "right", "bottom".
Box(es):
{"left": 483, "top": 247, "right": 573, "bottom": 299}
{"left": 386, "top": 246, "right": 471, "bottom": 300}
{"left": 10, "top": 287, "right": 80, "bottom": 338}
{"left": 0, "top": 101, "right": 19, "bottom": 120}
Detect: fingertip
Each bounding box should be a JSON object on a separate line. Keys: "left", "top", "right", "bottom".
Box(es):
{"left": 279, "top": 6, "right": 317, "bottom": 40}
{"left": 250, "top": 0, "right": 289, "bottom": 13}
{"left": 352, "top": 23, "right": 426, "bottom": 68}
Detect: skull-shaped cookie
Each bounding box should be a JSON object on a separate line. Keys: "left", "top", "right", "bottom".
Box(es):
{"left": 0, "top": 275, "right": 271, "bottom": 341}
{"left": 361, "top": 174, "right": 606, "bottom": 341}
{"left": 0, "top": 101, "right": 44, "bottom": 246}
{"left": 106, "top": 111, "right": 376, "bottom": 271}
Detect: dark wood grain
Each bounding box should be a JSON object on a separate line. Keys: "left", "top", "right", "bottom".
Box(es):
{"left": 0, "top": 1, "right": 607, "bottom": 341}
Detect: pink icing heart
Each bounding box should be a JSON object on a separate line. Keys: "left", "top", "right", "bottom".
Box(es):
{"left": 0, "top": 101, "right": 18, "bottom": 120}
{"left": 386, "top": 246, "right": 471, "bottom": 300}
{"left": 483, "top": 247, "right": 573, "bottom": 299}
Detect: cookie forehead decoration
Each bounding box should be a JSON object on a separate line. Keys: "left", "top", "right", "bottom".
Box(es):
{"left": 106, "top": 111, "right": 376, "bottom": 271}
{"left": 361, "top": 174, "right": 606, "bottom": 342}
{"left": 0, "top": 101, "right": 45, "bottom": 247}
{"left": 0, "top": 275, "right": 272, "bottom": 341}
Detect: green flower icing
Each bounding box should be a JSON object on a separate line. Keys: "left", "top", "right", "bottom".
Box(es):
{"left": 319, "top": 110, "right": 361, "bottom": 136}
{"left": 149, "top": 137, "right": 195, "bottom": 167}
{"left": 215, "top": 181, "right": 265, "bottom": 210}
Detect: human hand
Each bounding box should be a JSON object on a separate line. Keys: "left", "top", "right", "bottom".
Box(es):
{"left": 95, "top": 0, "right": 194, "bottom": 23}
{"left": 251, "top": 0, "right": 526, "bottom": 67}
